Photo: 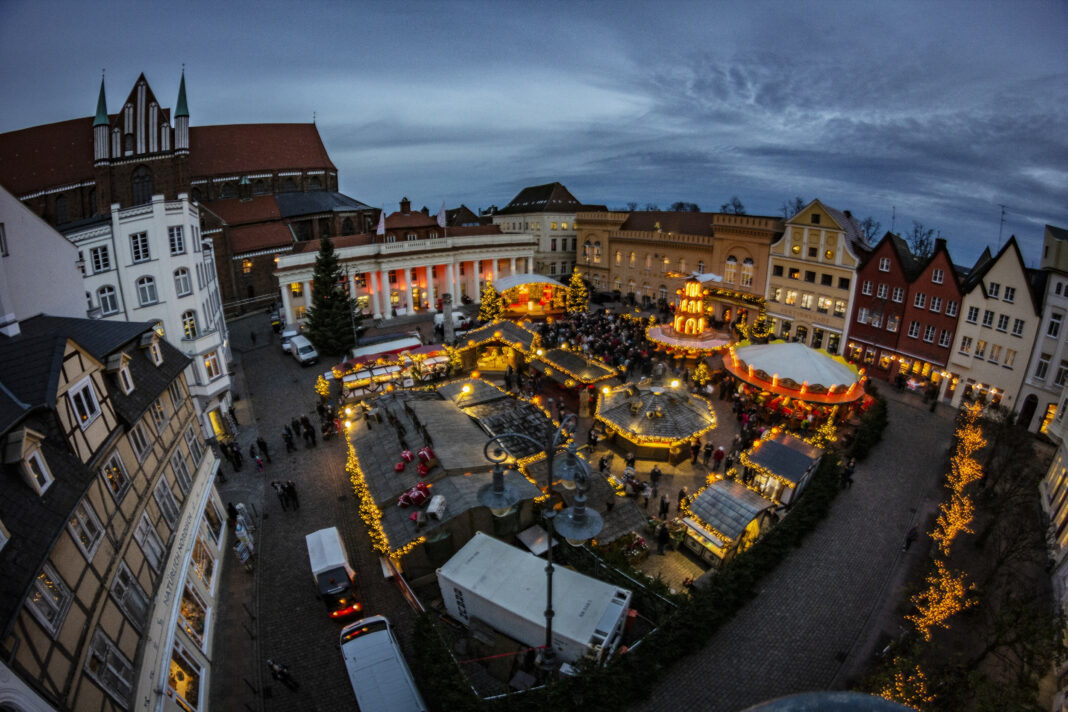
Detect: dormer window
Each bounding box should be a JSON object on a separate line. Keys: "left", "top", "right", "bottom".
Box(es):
{"left": 3, "top": 428, "right": 55, "bottom": 495}
{"left": 140, "top": 332, "right": 163, "bottom": 367}
{"left": 68, "top": 377, "right": 101, "bottom": 429}
{"left": 811, "top": 214, "right": 821, "bottom": 225}
{"left": 107, "top": 353, "right": 135, "bottom": 395}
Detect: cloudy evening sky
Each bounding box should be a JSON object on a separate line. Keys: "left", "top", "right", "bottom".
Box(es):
{"left": 2, "top": 0, "right": 1066, "bottom": 267}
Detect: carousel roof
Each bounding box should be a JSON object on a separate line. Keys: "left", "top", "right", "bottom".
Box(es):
{"left": 494, "top": 273, "right": 566, "bottom": 292}
{"left": 533, "top": 348, "right": 617, "bottom": 384}
{"left": 743, "top": 432, "right": 823, "bottom": 485}
{"left": 731, "top": 342, "right": 858, "bottom": 388}
{"left": 596, "top": 384, "right": 716, "bottom": 443}
{"left": 461, "top": 319, "right": 539, "bottom": 351}
{"left": 647, "top": 325, "right": 731, "bottom": 351}
{"left": 689, "top": 479, "right": 774, "bottom": 542}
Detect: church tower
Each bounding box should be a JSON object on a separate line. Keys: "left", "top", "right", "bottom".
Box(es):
{"left": 174, "top": 69, "right": 189, "bottom": 155}
{"left": 93, "top": 76, "right": 110, "bottom": 165}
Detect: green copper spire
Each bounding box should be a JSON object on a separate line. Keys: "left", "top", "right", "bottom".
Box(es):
{"left": 93, "top": 75, "right": 109, "bottom": 127}
{"left": 175, "top": 69, "right": 189, "bottom": 118}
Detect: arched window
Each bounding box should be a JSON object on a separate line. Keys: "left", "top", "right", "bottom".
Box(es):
{"left": 678, "top": 258, "right": 687, "bottom": 273}
{"left": 98, "top": 285, "right": 119, "bottom": 315}
{"left": 55, "top": 195, "right": 69, "bottom": 224}
{"left": 88, "top": 188, "right": 97, "bottom": 216}
{"left": 131, "top": 166, "right": 153, "bottom": 205}
{"left": 341, "top": 218, "right": 355, "bottom": 235}
{"left": 662, "top": 256, "right": 670, "bottom": 274}
{"left": 741, "top": 258, "right": 755, "bottom": 288}
{"left": 136, "top": 276, "right": 157, "bottom": 306}
{"left": 644, "top": 253, "right": 652, "bottom": 270}
{"left": 282, "top": 178, "right": 297, "bottom": 192}
{"left": 697, "top": 260, "right": 705, "bottom": 273}
{"left": 182, "top": 310, "right": 198, "bottom": 339}
{"left": 615, "top": 250, "right": 622, "bottom": 266}
{"left": 252, "top": 179, "right": 268, "bottom": 195}
{"left": 658, "top": 285, "right": 668, "bottom": 300}
{"left": 628, "top": 251, "right": 636, "bottom": 268}
{"left": 124, "top": 133, "right": 134, "bottom": 154}
{"left": 219, "top": 183, "right": 236, "bottom": 199}
{"left": 191, "top": 187, "right": 202, "bottom": 203}
{"left": 593, "top": 241, "right": 602, "bottom": 262}
{"left": 319, "top": 218, "right": 331, "bottom": 238}
{"left": 308, "top": 176, "right": 322, "bottom": 190}
{"left": 174, "top": 268, "right": 192, "bottom": 296}
{"left": 724, "top": 256, "right": 738, "bottom": 284}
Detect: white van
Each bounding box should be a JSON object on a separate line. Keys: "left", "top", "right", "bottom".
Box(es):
{"left": 289, "top": 335, "right": 319, "bottom": 366}
{"left": 280, "top": 328, "right": 299, "bottom": 353}
{"left": 305, "top": 527, "right": 360, "bottom": 618}
{"left": 340, "top": 616, "right": 427, "bottom": 712}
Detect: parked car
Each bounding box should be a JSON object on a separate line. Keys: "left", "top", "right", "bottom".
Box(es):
{"left": 280, "top": 328, "right": 298, "bottom": 353}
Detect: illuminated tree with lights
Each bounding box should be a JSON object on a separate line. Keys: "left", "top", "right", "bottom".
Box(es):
{"left": 931, "top": 402, "right": 986, "bottom": 556}
{"left": 906, "top": 560, "right": 977, "bottom": 641}
{"left": 879, "top": 657, "right": 937, "bottom": 709}
{"left": 745, "top": 306, "right": 773, "bottom": 343}
{"left": 315, "top": 374, "right": 330, "bottom": 402}
{"left": 566, "top": 268, "right": 588, "bottom": 313}
{"left": 478, "top": 281, "right": 503, "bottom": 322}
{"left": 693, "top": 362, "right": 712, "bottom": 387}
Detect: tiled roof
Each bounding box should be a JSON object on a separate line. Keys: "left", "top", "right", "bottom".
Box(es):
{"left": 274, "top": 191, "right": 372, "bottom": 218}
{"left": 1048, "top": 224, "right": 1068, "bottom": 242}
{"left": 0, "top": 117, "right": 95, "bottom": 197}
{"left": 535, "top": 349, "right": 617, "bottom": 384}
{"left": 437, "top": 379, "right": 507, "bottom": 408}
{"left": 461, "top": 320, "right": 539, "bottom": 351}
{"left": 229, "top": 222, "right": 294, "bottom": 253}
{"left": 188, "top": 123, "right": 335, "bottom": 175}
{"left": 496, "top": 182, "right": 598, "bottom": 216}
{"left": 200, "top": 195, "right": 281, "bottom": 225}
{"left": 745, "top": 432, "right": 822, "bottom": 485}
{"left": 823, "top": 205, "right": 871, "bottom": 258}
{"left": 386, "top": 211, "right": 437, "bottom": 229}
{"left": 689, "top": 479, "right": 774, "bottom": 542}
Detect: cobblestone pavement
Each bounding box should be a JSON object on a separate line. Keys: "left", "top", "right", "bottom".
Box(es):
{"left": 209, "top": 314, "right": 418, "bottom": 712}
{"left": 634, "top": 390, "right": 956, "bottom": 711}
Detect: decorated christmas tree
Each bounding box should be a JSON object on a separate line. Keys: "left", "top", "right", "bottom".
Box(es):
{"left": 566, "top": 268, "right": 589, "bottom": 313}
{"left": 693, "top": 362, "right": 712, "bottom": 387}
{"left": 305, "top": 237, "right": 360, "bottom": 355}
{"left": 742, "top": 305, "right": 773, "bottom": 344}
{"left": 478, "top": 280, "right": 503, "bottom": 322}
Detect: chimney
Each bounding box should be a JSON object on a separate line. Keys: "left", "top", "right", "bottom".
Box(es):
{"left": 400, "top": 197, "right": 411, "bottom": 214}
{"left": 843, "top": 210, "right": 853, "bottom": 219}
{"left": 935, "top": 238, "right": 947, "bottom": 253}
{"left": 421, "top": 206, "right": 429, "bottom": 216}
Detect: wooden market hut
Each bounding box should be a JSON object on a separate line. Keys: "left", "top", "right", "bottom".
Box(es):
{"left": 494, "top": 273, "right": 568, "bottom": 318}
{"left": 738, "top": 430, "right": 823, "bottom": 506}
{"left": 457, "top": 319, "right": 539, "bottom": 373}
{"left": 595, "top": 382, "right": 717, "bottom": 464}
{"left": 682, "top": 479, "right": 776, "bottom": 568}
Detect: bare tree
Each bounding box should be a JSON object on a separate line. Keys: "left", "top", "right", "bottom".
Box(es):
{"left": 907, "top": 220, "right": 936, "bottom": 258}
{"left": 858, "top": 216, "right": 881, "bottom": 242}
{"left": 780, "top": 196, "right": 805, "bottom": 219}
{"left": 670, "top": 201, "right": 700, "bottom": 212}
{"left": 644, "top": 203, "right": 660, "bottom": 211}
{"left": 720, "top": 196, "right": 746, "bottom": 215}
{"left": 626, "top": 201, "right": 638, "bottom": 211}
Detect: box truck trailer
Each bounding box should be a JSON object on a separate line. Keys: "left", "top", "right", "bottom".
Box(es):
{"left": 306, "top": 527, "right": 360, "bottom": 618}
{"left": 436, "top": 532, "right": 632, "bottom": 665}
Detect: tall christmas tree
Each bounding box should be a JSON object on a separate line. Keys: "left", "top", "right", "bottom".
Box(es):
{"left": 305, "top": 237, "right": 360, "bottom": 355}
{"left": 566, "top": 268, "right": 589, "bottom": 313}
{"left": 478, "top": 280, "right": 503, "bottom": 322}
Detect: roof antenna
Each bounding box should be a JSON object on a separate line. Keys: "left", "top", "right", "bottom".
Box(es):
{"left": 997, "top": 204, "right": 1008, "bottom": 250}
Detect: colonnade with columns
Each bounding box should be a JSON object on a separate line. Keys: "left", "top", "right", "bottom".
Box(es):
{"left": 280, "top": 255, "right": 529, "bottom": 323}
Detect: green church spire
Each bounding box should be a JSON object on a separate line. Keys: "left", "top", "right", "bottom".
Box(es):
{"left": 93, "top": 75, "right": 109, "bottom": 127}
{"left": 175, "top": 69, "right": 189, "bottom": 118}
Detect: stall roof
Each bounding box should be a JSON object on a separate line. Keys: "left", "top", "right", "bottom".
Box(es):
{"left": 533, "top": 348, "right": 617, "bottom": 384}
{"left": 689, "top": 480, "right": 774, "bottom": 542}
{"left": 493, "top": 273, "right": 565, "bottom": 292}
{"left": 461, "top": 319, "right": 539, "bottom": 351}
{"left": 437, "top": 378, "right": 508, "bottom": 408}
{"left": 731, "top": 342, "right": 859, "bottom": 389}
{"left": 744, "top": 432, "right": 823, "bottom": 485}
{"left": 596, "top": 384, "right": 716, "bottom": 443}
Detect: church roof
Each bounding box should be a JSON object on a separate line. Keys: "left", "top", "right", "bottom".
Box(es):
{"left": 188, "top": 123, "right": 336, "bottom": 175}
{"left": 175, "top": 71, "right": 189, "bottom": 118}
{"left": 0, "top": 117, "right": 96, "bottom": 197}
{"left": 228, "top": 222, "right": 294, "bottom": 254}
{"left": 200, "top": 195, "right": 282, "bottom": 225}
{"left": 275, "top": 190, "right": 373, "bottom": 217}
{"left": 496, "top": 182, "right": 602, "bottom": 216}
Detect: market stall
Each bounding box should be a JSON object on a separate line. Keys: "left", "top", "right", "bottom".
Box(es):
{"left": 682, "top": 479, "right": 775, "bottom": 567}
{"left": 457, "top": 319, "right": 540, "bottom": 373}
{"left": 737, "top": 430, "right": 823, "bottom": 506}
{"left": 595, "top": 382, "right": 717, "bottom": 464}
{"left": 494, "top": 273, "right": 567, "bottom": 319}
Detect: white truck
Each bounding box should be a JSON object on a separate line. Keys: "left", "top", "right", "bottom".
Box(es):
{"left": 436, "top": 532, "right": 632, "bottom": 665}
{"left": 306, "top": 527, "right": 360, "bottom": 619}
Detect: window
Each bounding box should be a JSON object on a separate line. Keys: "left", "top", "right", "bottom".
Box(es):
{"left": 789, "top": 268, "right": 801, "bottom": 280}
{"left": 989, "top": 344, "right": 1002, "bottom": 363}
{"left": 290, "top": 282, "right": 303, "bottom": 297}
{"left": 168, "top": 380, "right": 185, "bottom": 408}
{"left": 615, "top": 250, "right": 621, "bottom": 266}
{"left": 203, "top": 502, "right": 223, "bottom": 545}
{"left": 101, "top": 453, "right": 131, "bottom": 502}
{"left": 86, "top": 629, "right": 133, "bottom": 705}
{"left": 914, "top": 292, "right": 926, "bottom": 309}
{"left": 131, "top": 166, "right": 153, "bottom": 205}
{"left": 886, "top": 315, "right": 900, "bottom": 332}
{"left": 170, "top": 643, "right": 203, "bottom": 711}
{"left": 1003, "top": 286, "right": 1015, "bottom": 303}
{"left": 185, "top": 426, "right": 204, "bottom": 467}
{"left": 204, "top": 351, "right": 222, "bottom": 380}
{"left": 130, "top": 422, "right": 151, "bottom": 461}
{"left": 837, "top": 277, "right": 850, "bottom": 290}
{"left": 975, "top": 340, "right": 987, "bottom": 359}
{"left": 811, "top": 214, "right": 821, "bottom": 224}
{"left": 91, "top": 246, "right": 111, "bottom": 273}
{"left": 628, "top": 252, "right": 636, "bottom": 268}
{"left": 111, "top": 563, "right": 149, "bottom": 630}
{"left": 834, "top": 300, "right": 846, "bottom": 317}
{"left": 857, "top": 307, "right": 870, "bottom": 324}
{"left": 97, "top": 285, "right": 119, "bottom": 315}
{"left": 174, "top": 268, "right": 192, "bottom": 297}
{"left": 137, "top": 276, "right": 158, "bottom": 306}
{"left": 785, "top": 290, "right": 798, "bottom": 306}
{"left": 179, "top": 585, "right": 208, "bottom": 648}
{"left": 118, "top": 363, "right": 134, "bottom": 395}
{"left": 930, "top": 297, "right": 942, "bottom": 313}
{"left": 1004, "top": 349, "right": 1017, "bottom": 368}
{"left": 1049, "top": 313, "right": 1063, "bottom": 339}
{"left": 561, "top": 222, "right": 569, "bottom": 230}
{"left": 870, "top": 311, "right": 882, "bottom": 328}
{"left": 932, "top": 268, "right": 944, "bottom": 284}
{"left": 1012, "top": 318, "right": 1025, "bottom": 337}
{"left": 154, "top": 477, "right": 180, "bottom": 527}
{"left": 817, "top": 296, "right": 832, "bottom": 314}
{"left": 988, "top": 282, "right": 1000, "bottom": 298}
{"left": 959, "top": 336, "right": 973, "bottom": 353}
{"left": 982, "top": 310, "right": 995, "bottom": 328}
{"left": 134, "top": 514, "right": 165, "bottom": 572}
{"left": 23, "top": 450, "right": 54, "bottom": 495}
{"left": 68, "top": 499, "right": 104, "bottom": 560}
{"left": 946, "top": 301, "right": 958, "bottom": 317}
{"left": 878, "top": 257, "right": 890, "bottom": 272}
{"left": 877, "top": 283, "right": 888, "bottom": 299}
{"left": 182, "top": 310, "right": 198, "bottom": 339}
{"left": 550, "top": 222, "right": 557, "bottom": 230}
{"left": 907, "top": 321, "right": 920, "bottom": 338}
{"left": 27, "top": 564, "right": 72, "bottom": 635}
{"left": 862, "top": 280, "right": 873, "bottom": 296}
{"left": 171, "top": 450, "right": 192, "bottom": 494}
{"left": 770, "top": 287, "right": 781, "bottom": 302}
{"left": 923, "top": 325, "right": 936, "bottom": 342}
{"left": 150, "top": 341, "right": 163, "bottom": 366}
{"left": 800, "top": 293, "right": 814, "bottom": 310}
{"left": 741, "top": 259, "right": 754, "bottom": 287}
{"left": 808, "top": 247, "right": 818, "bottom": 258}
{"left": 772, "top": 265, "right": 783, "bottom": 277}
{"left": 724, "top": 257, "right": 737, "bottom": 283}
{"left": 168, "top": 226, "right": 185, "bottom": 255}
{"left": 804, "top": 270, "right": 816, "bottom": 283}
{"left": 69, "top": 376, "right": 101, "bottom": 428}
{"left": 966, "top": 306, "right": 979, "bottom": 324}
{"left": 191, "top": 536, "right": 216, "bottom": 590}
{"left": 550, "top": 238, "right": 557, "bottom": 252}
{"left": 130, "top": 232, "right": 150, "bottom": 263}
{"left": 996, "top": 314, "right": 1009, "bottom": 332}
{"left": 821, "top": 273, "right": 833, "bottom": 286}
{"left": 889, "top": 287, "right": 902, "bottom": 303}
{"left": 938, "top": 329, "right": 952, "bottom": 348}
{"left": 678, "top": 258, "right": 687, "bottom": 273}
{"left": 1036, "top": 353, "right": 1052, "bottom": 380}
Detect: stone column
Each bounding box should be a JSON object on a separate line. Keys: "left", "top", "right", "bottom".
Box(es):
{"left": 448, "top": 261, "right": 457, "bottom": 300}
{"left": 281, "top": 281, "right": 293, "bottom": 325}
{"left": 372, "top": 270, "right": 384, "bottom": 319}
{"left": 405, "top": 267, "right": 414, "bottom": 313}
{"left": 425, "top": 264, "right": 436, "bottom": 311}
{"left": 510, "top": 256, "right": 516, "bottom": 275}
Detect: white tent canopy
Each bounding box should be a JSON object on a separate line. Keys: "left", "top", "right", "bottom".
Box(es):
{"left": 732, "top": 342, "right": 859, "bottom": 387}
{"left": 493, "top": 273, "right": 566, "bottom": 292}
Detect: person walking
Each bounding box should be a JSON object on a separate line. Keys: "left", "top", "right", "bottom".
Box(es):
{"left": 266, "top": 659, "right": 300, "bottom": 691}
{"left": 257, "top": 436, "right": 271, "bottom": 463}
{"left": 285, "top": 480, "right": 300, "bottom": 510}
{"left": 254, "top": 455, "right": 264, "bottom": 473}
{"left": 658, "top": 494, "right": 670, "bottom": 519}
{"left": 656, "top": 523, "right": 671, "bottom": 555}
{"left": 903, "top": 524, "right": 919, "bottom": 551}
{"left": 713, "top": 446, "right": 725, "bottom": 471}
{"left": 702, "top": 441, "right": 714, "bottom": 466}
{"left": 677, "top": 486, "right": 689, "bottom": 513}
{"left": 249, "top": 443, "right": 258, "bottom": 461}
{"left": 283, "top": 429, "right": 295, "bottom": 453}
{"left": 624, "top": 452, "right": 636, "bottom": 470}
{"left": 650, "top": 464, "right": 662, "bottom": 489}
{"left": 841, "top": 457, "right": 856, "bottom": 489}
{"left": 272, "top": 481, "right": 288, "bottom": 511}
{"left": 690, "top": 438, "right": 701, "bottom": 465}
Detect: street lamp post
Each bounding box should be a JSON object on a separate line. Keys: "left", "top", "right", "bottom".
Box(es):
{"left": 476, "top": 413, "right": 602, "bottom": 675}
